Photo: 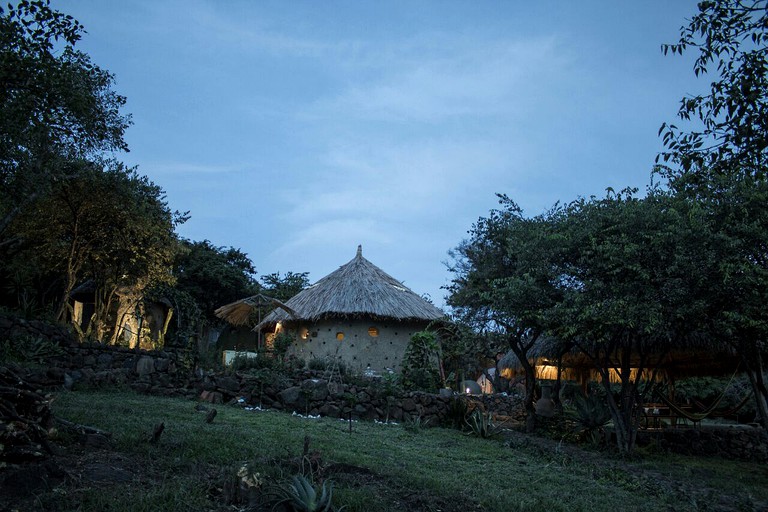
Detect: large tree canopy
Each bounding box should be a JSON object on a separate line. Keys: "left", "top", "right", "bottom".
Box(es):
{"left": 659, "top": 0, "right": 768, "bottom": 179}
{"left": 447, "top": 195, "right": 565, "bottom": 432}
{"left": 550, "top": 190, "right": 714, "bottom": 453}
{"left": 659, "top": 0, "right": 768, "bottom": 431}
{"left": 0, "top": 0, "right": 130, "bottom": 236}
{"left": 8, "top": 161, "right": 182, "bottom": 340}
{"left": 173, "top": 240, "right": 260, "bottom": 326}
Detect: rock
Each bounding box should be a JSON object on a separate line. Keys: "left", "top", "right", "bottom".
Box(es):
{"left": 135, "top": 356, "right": 155, "bottom": 377}
{"left": 401, "top": 398, "right": 417, "bottom": 412}
{"left": 200, "top": 390, "right": 223, "bottom": 404}
{"left": 130, "top": 382, "right": 151, "bottom": 393}
{"left": 154, "top": 358, "right": 170, "bottom": 372}
{"left": 216, "top": 376, "right": 240, "bottom": 394}
{"left": 278, "top": 386, "right": 302, "bottom": 406}
{"left": 319, "top": 403, "right": 341, "bottom": 417}
{"left": 301, "top": 379, "right": 329, "bottom": 401}
{"left": 96, "top": 353, "right": 113, "bottom": 369}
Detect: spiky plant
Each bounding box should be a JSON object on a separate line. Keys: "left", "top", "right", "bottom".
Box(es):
{"left": 568, "top": 393, "right": 612, "bottom": 444}
{"left": 273, "top": 475, "right": 343, "bottom": 512}
{"left": 464, "top": 409, "right": 504, "bottom": 438}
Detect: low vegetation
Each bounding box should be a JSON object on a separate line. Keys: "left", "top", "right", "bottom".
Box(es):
{"left": 4, "top": 389, "right": 759, "bottom": 512}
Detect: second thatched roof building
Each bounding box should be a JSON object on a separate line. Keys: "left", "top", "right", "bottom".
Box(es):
{"left": 258, "top": 245, "right": 445, "bottom": 372}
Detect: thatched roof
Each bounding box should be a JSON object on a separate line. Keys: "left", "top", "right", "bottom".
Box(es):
{"left": 215, "top": 294, "right": 297, "bottom": 327}
{"left": 257, "top": 246, "right": 445, "bottom": 328}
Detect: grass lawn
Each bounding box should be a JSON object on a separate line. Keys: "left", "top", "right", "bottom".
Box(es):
{"left": 11, "top": 389, "right": 763, "bottom": 511}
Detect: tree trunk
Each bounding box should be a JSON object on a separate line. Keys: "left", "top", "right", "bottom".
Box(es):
{"left": 743, "top": 352, "right": 768, "bottom": 431}
{"left": 599, "top": 348, "right": 640, "bottom": 455}
{"left": 517, "top": 355, "right": 537, "bottom": 433}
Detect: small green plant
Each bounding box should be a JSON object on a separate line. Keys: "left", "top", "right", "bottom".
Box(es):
{"left": 273, "top": 332, "right": 294, "bottom": 361}
{"left": 400, "top": 330, "right": 441, "bottom": 392}
{"left": 464, "top": 409, "right": 505, "bottom": 438}
{"left": 272, "top": 475, "right": 343, "bottom": 512}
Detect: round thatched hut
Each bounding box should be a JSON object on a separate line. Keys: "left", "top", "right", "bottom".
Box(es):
{"left": 257, "top": 246, "right": 445, "bottom": 372}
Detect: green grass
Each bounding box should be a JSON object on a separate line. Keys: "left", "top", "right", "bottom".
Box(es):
{"left": 42, "top": 389, "right": 768, "bottom": 512}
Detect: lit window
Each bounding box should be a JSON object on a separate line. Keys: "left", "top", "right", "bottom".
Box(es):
{"left": 368, "top": 327, "right": 379, "bottom": 337}
{"left": 300, "top": 327, "right": 309, "bottom": 340}
{"left": 336, "top": 332, "right": 345, "bottom": 341}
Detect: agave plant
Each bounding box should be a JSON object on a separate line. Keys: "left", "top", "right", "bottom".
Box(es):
{"left": 273, "top": 475, "right": 343, "bottom": 512}
{"left": 568, "top": 393, "right": 612, "bottom": 444}
{"left": 464, "top": 409, "right": 505, "bottom": 438}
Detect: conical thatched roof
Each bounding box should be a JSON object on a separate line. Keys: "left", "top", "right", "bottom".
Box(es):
{"left": 257, "top": 246, "right": 445, "bottom": 328}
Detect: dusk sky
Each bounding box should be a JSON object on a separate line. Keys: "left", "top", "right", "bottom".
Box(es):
{"left": 62, "top": 1, "right": 703, "bottom": 308}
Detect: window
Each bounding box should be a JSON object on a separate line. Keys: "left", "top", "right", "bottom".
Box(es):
{"left": 336, "top": 332, "right": 345, "bottom": 341}
{"left": 368, "top": 327, "right": 379, "bottom": 337}
{"left": 300, "top": 327, "right": 309, "bottom": 340}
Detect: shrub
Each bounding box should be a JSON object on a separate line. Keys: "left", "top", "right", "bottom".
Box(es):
{"left": 400, "top": 330, "right": 440, "bottom": 392}
{"left": 567, "top": 392, "right": 612, "bottom": 445}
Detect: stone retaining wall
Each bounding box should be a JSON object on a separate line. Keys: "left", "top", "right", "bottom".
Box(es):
{"left": 637, "top": 426, "right": 768, "bottom": 463}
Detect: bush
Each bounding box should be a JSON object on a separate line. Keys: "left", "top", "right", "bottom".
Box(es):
{"left": 400, "top": 331, "right": 440, "bottom": 392}
{"left": 0, "top": 334, "right": 65, "bottom": 364}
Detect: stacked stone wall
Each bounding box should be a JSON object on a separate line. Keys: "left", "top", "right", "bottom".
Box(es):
{"left": 3, "top": 313, "right": 767, "bottom": 462}
{"left": 637, "top": 427, "right": 768, "bottom": 463}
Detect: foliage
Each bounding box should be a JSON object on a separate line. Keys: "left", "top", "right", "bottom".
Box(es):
{"left": 272, "top": 475, "right": 342, "bottom": 512}
{"left": 273, "top": 331, "right": 294, "bottom": 360}
{"left": 173, "top": 239, "right": 258, "bottom": 325}
{"left": 403, "top": 413, "right": 431, "bottom": 432}
{"left": 658, "top": 0, "right": 768, "bottom": 177}
{"left": 658, "top": 0, "right": 768, "bottom": 431}
{"left": 261, "top": 271, "right": 310, "bottom": 302}
{"left": 444, "top": 396, "right": 470, "bottom": 429}
{"left": 432, "top": 320, "right": 488, "bottom": 391}
{"left": 308, "top": 357, "right": 347, "bottom": 376}
{"left": 549, "top": 190, "right": 712, "bottom": 453}
{"left": 447, "top": 195, "right": 567, "bottom": 432}
{"left": 400, "top": 330, "right": 440, "bottom": 392}
{"left": 464, "top": 409, "right": 505, "bottom": 439}
{"left": 0, "top": 0, "right": 130, "bottom": 237}
{"left": 664, "top": 375, "right": 757, "bottom": 419}
{"left": 567, "top": 393, "right": 612, "bottom": 446}
{"left": 6, "top": 161, "right": 183, "bottom": 344}
{"left": 0, "top": 334, "right": 64, "bottom": 363}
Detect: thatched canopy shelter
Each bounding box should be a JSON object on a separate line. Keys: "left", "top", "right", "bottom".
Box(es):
{"left": 257, "top": 245, "right": 445, "bottom": 330}
{"left": 215, "top": 294, "right": 296, "bottom": 327}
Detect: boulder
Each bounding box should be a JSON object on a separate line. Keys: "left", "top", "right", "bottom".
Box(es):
{"left": 135, "top": 356, "right": 155, "bottom": 377}
{"left": 301, "top": 379, "right": 329, "bottom": 401}
{"left": 216, "top": 376, "right": 241, "bottom": 394}
{"left": 278, "top": 386, "right": 302, "bottom": 407}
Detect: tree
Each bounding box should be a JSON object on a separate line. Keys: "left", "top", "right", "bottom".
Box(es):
{"left": 260, "top": 271, "right": 310, "bottom": 303}
{"left": 658, "top": 0, "right": 768, "bottom": 178}
{"left": 0, "top": 0, "right": 129, "bottom": 238}
{"left": 550, "top": 190, "right": 712, "bottom": 453}
{"left": 447, "top": 195, "right": 565, "bottom": 433}
{"left": 173, "top": 240, "right": 260, "bottom": 326}
{"left": 659, "top": 0, "right": 768, "bottom": 430}
{"left": 8, "top": 161, "right": 182, "bottom": 341}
